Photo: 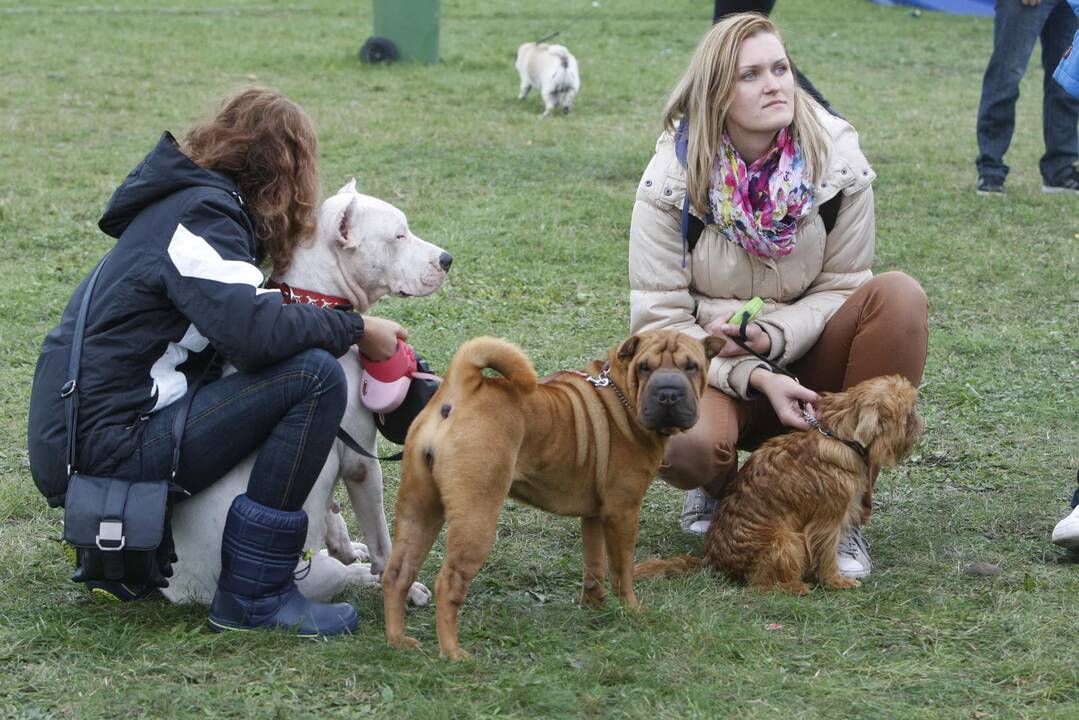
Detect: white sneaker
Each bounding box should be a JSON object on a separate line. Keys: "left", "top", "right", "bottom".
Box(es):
{"left": 837, "top": 526, "right": 872, "bottom": 579}
{"left": 1051, "top": 506, "right": 1079, "bottom": 550}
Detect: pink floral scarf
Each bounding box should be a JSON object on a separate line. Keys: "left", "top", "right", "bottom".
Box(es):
{"left": 709, "top": 128, "right": 814, "bottom": 259}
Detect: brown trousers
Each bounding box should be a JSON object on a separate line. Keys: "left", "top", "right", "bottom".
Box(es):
{"left": 658, "top": 272, "right": 929, "bottom": 523}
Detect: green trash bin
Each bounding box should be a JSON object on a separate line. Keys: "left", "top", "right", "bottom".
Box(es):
{"left": 360, "top": 0, "right": 440, "bottom": 65}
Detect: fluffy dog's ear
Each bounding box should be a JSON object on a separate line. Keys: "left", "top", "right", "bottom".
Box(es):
{"left": 851, "top": 404, "right": 881, "bottom": 448}
{"left": 335, "top": 195, "right": 363, "bottom": 249}
{"left": 336, "top": 178, "right": 358, "bottom": 196}
{"left": 616, "top": 336, "right": 641, "bottom": 360}
{"left": 702, "top": 336, "right": 725, "bottom": 361}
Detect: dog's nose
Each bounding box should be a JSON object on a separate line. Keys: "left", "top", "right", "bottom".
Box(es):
{"left": 655, "top": 386, "right": 685, "bottom": 406}
{"left": 439, "top": 252, "right": 453, "bottom": 272}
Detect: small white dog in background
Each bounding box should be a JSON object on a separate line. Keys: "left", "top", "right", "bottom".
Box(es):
{"left": 515, "top": 40, "right": 580, "bottom": 116}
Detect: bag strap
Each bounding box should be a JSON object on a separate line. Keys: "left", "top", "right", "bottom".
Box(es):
{"left": 818, "top": 193, "right": 842, "bottom": 235}
{"left": 63, "top": 253, "right": 207, "bottom": 482}
{"left": 63, "top": 255, "right": 110, "bottom": 478}
{"left": 167, "top": 356, "right": 216, "bottom": 483}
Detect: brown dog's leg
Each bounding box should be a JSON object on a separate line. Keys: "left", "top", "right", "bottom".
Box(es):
{"left": 814, "top": 526, "right": 861, "bottom": 590}
{"left": 383, "top": 471, "right": 444, "bottom": 651}
{"left": 435, "top": 484, "right": 507, "bottom": 661}
{"left": 602, "top": 507, "right": 642, "bottom": 609}
{"left": 749, "top": 529, "right": 811, "bottom": 595}
{"left": 579, "top": 516, "right": 607, "bottom": 608}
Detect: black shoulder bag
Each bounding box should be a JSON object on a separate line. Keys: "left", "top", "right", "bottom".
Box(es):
{"left": 61, "top": 255, "right": 198, "bottom": 589}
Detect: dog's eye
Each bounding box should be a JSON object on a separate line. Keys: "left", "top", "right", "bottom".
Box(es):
{"left": 637, "top": 363, "right": 651, "bottom": 375}
{"left": 684, "top": 361, "right": 699, "bottom": 373}
{"left": 396, "top": 234, "right": 406, "bottom": 240}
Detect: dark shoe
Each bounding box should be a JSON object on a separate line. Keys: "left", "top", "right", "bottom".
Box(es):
{"left": 976, "top": 176, "right": 1005, "bottom": 196}
{"left": 1042, "top": 167, "right": 1079, "bottom": 195}
{"left": 208, "top": 495, "right": 358, "bottom": 638}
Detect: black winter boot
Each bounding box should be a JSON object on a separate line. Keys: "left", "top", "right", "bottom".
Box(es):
{"left": 208, "top": 494, "right": 358, "bottom": 637}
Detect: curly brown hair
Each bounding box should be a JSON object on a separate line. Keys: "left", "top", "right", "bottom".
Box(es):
{"left": 182, "top": 87, "right": 320, "bottom": 274}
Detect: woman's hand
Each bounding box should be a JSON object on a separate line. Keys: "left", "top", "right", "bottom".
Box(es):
{"left": 357, "top": 315, "right": 408, "bottom": 361}
{"left": 750, "top": 368, "right": 819, "bottom": 430}
{"left": 707, "top": 319, "right": 773, "bottom": 358}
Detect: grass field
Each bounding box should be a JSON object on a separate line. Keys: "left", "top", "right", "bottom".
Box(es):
{"left": 1, "top": 1, "right": 1077, "bottom": 717}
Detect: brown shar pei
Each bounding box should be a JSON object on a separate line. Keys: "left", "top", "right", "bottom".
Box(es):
{"left": 382, "top": 331, "right": 724, "bottom": 659}
{"left": 636, "top": 375, "right": 923, "bottom": 595}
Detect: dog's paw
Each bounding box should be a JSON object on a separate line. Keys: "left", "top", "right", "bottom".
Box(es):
{"left": 337, "top": 559, "right": 382, "bottom": 588}
{"left": 407, "top": 581, "right": 433, "bottom": 607}
{"left": 390, "top": 635, "right": 422, "bottom": 652}
{"left": 441, "top": 645, "right": 472, "bottom": 662}
{"left": 578, "top": 591, "right": 607, "bottom": 609}
{"left": 779, "top": 581, "right": 812, "bottom": 595}
{"left": 824, "top": 577, "right": 861, "bottom": 590}
{"left": 348, "top": 542, "right": 371, "bottom": 563}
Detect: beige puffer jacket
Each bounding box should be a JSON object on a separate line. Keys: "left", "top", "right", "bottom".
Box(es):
{"left": 628, "top": 108, "right": 876, "bottom": 399}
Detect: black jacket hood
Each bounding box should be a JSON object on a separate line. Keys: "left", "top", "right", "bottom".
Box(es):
{"left": 98, "top": 131, "right": 249, "bottom": 239}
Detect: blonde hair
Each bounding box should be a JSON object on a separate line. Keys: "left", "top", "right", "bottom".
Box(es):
{"left": 661, "top": 14, "right": 829, "bottom": 214}
{"left": 183, "top": 87, "right": 321, "bottom": 275}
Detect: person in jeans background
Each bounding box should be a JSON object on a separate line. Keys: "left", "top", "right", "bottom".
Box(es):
{"left": 975, "top": 0, "right": 1079, "bottom": 195}
{"left": 1052, "top": 0, "right": 1079, "bottom": 97}
{"left": 28, "top": 88, "right": 405, "bottom": 636}
{"left": 1049, "top": 4, "right": 1079, "bottom": 550}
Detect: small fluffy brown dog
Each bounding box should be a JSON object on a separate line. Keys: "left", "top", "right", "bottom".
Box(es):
{"left": 382, "top": 331, "right": 724, "bottom": 659}
{"left": 636, "top": 375, "right": 923, "bottom": 594}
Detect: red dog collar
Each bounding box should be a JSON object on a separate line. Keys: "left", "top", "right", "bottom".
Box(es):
{"left": 267, "top": 281, "right": 351, "bottom": 309}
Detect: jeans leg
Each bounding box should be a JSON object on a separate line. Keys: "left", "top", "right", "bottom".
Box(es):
{"left": 1040, "top": 0, "right": 1079, "bottom": 182}
{"left": 976, "top": 0, "right": 1046, "bottom": 180}
{"left": 126, "top": 348, "right": 347, "bottom": 511}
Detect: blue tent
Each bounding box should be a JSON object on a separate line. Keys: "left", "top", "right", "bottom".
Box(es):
{"left": 870, "top": 0, "right": 993, "bottom": 16}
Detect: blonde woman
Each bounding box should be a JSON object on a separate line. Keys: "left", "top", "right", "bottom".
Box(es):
{"left": 629, "top": 15, "right": 928, "bottom": 579}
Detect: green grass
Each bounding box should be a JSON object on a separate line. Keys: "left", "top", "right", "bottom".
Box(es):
{"left": 1, "top": 0, "right": 1077, "bottom": 717}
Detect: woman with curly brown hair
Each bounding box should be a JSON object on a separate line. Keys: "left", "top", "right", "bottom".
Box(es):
{"left": 28, "top": 88, "right": 403, "bottom": 637}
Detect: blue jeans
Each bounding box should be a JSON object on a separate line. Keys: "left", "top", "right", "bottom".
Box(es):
{"left": 976, "top": 0, "right": 1079, "bottom": 183}
{"left": 113, "top": 349, "right": 347, "bottom": 511}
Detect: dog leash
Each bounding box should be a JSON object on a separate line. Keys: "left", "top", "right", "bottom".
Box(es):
{"left": 584, "top": 363, "right": 635, "bottom": 413}
{"left": 799, "top": 405, "right": 869, "bottom": 463}
{"left": 726, "top": 313, "right": 867, "bottom": 461}
{"left": 335, "top": 428, "right": 402, "bottom": 462}
{"left": 547, "top": 366, "right": 636, "bottom": 414}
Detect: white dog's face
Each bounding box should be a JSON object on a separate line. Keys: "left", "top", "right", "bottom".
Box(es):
{"left": 316, "top": 179, "right": 451, "bottom": 310}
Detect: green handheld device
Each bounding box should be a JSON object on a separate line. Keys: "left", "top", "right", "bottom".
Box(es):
{"left": 728, "top": 296, "right": 764, "bottom": 327}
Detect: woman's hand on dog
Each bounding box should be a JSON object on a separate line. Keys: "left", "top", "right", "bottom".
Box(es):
{"left": 358, "top": 315, "right": 409, "bottom": 361}
{"left": 750, "top": 369, "right": 818, "bottom": 430}
{"left": 709, "top": 321, "right": 772, "bottom": 358}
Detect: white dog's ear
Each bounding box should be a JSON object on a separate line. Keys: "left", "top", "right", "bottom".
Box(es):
{"left": 335, "top": 195, "right": 363, "bottom": 249}
{"left": 336, "top": 178, "right": 358, "bottom": 196}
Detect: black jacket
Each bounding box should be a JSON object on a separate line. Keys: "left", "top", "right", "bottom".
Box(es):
{"left": 28, "top": 132, "right": 364, "bottom": 506}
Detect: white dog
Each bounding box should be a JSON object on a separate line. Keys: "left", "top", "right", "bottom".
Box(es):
{"left": 163, "top": 180, "right": 449, "bottom": 607}
{"left": 515, "top": 42, "right": 580, "bottom": 116}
